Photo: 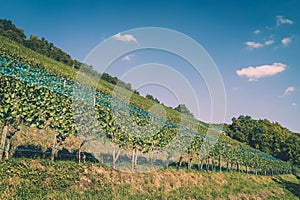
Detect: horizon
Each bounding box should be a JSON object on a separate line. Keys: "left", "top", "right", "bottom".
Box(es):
{"left": 1, "top": 0, "right": 299, "bottom": 133}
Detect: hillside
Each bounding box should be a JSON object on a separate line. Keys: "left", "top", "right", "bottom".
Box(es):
{"left": 0, "top": 158, "right": 299, "bottom": 199}
{"left": 0, "top": 33, "right": 202, "bottom": 128}
{"left": 0, "top": 19, "right": 297, "bottom": 166}
{"left": 0, "top": 18, "right": 299, "bottom": 199}
{"left": 1, "top": 19, "right": 299, "bottom": 167}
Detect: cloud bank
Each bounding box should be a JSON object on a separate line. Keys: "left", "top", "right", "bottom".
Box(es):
{"left": 276, "top": 16, "right": 294, "bottom": 26}
{"left": 265, "top": 40, "right": 274, "bottom": 45}
{"left": 245, "top": 40, "right": 274, "bottom": 49}
{"left": 236, "top": 62, "right": 287, "bottom": 81}
{"left": 113, "top": 33, "right": 138, "bottom": 44}
{"left": 281, "top": 37, "right": 292, "bottom": 46}
{"left": 245, "top": 41, "right": 263, "bottom": 49}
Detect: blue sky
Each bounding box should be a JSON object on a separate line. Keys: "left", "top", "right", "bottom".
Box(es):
{"left": 1, "top": 0, "right": 300, "bottom": 132}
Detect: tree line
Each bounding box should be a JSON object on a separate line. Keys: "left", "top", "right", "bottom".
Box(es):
{"left": 0, "top": 19, "right": 131, "bottom": 90}
{"left": 225, "top": 115, "right": 300, "bottom": 166}
{"left": 0, "top": 19, "right": 80, "bottom": 68}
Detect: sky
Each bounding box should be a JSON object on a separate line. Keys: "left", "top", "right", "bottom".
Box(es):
{"left": 1, "top": 0, "right": 299, "bottom": 132}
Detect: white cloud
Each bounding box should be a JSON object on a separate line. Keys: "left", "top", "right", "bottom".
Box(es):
{"left": 292, "top": 102, "right": 297, "bottom": 106}
{"left": 265, "top": 40, "right": 274, "bottom": 46}
{"left": 277, "top": 16, "right": 294, "bottom": 26}
{"left": 122, "top": 55, "right": 131, "bottom": 61}
{"left": 236, "top": 62, "right": 287, "bottom": 81}
{"left": 113, "top": 33, "right": 138, "bottom": 44}
{"left": 284, "top": 86, "right": 295, "bottom": 96}
{"left": 245, "top": 41, "right": 264, "bottom": 49}
{"left": 245, "top": 40, "right": 274, "bottom": 49}
{"left": 254, "top": 29, "right": 261, "bottom": 34}
{"left": 122, "top": 54, "right": 134, "bottom": 61}
{"left": 281, "top": 37, "right": 292, "bottom": 46}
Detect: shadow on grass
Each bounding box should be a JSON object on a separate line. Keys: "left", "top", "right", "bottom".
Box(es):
{"left": 272, "top": 176, "right": 300, "bottom": 198}
{"left": 12, "top": 145, "right": 98, "bottom": 163}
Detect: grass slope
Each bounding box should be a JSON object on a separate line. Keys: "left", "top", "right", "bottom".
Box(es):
{"left": 0, "top": 158, "right": 299, "bottom": 200}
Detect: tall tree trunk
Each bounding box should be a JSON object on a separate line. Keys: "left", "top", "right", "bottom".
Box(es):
{"left": 50, "top": 148, "right": 56, "bottom": 166}
{"left": 212, "top": 156, "right": 215, "bottom": 171}
{"left": 0, "top": 126, "right": 8, "bottom": 160}
{"left": 219, "top": 155, "right": 222, "bottom": 172}
{"left": 197, "top": 157, "right": 202, "bottom": 171}
{"left": 187, "top": 151, "right": 192, "bottom": 170}
{"left": 206, "top": 158, "right": 209, "bottom": 171}
{"left": 82, "top": 153, "right": 86, "bottom": 163}
{"left": 4, "top": 138, "right": 10, "bottom": 161}
{"left": 150, "top": 144, "right": 154, "bottom": 167}
{"left": 50, "top": 136, "right": 65, "bottom": 166}
{"left": 78, "top": 146, "right": 81, "bottom": 164}
{"left": 4, "top": 126, "right": 18, "bottom": 161}
{"left": 165, "top": 154, "right": 171, "bottom": 169}
{"left": 134, "top": 149, "right": 138, "bottom": 169}
{"left": 226, "top": 161, "right": 229, "bottom": 172}
{"left": 78, "top": 140, "right": 86, "bottom": 164}
{"left": 112, "top": 147, "right": 121, "bottom": 169}
{"left": 178, "top": 155, "right": 183, "bottom": 169}
{"left": 236, "top": 161, "right": 240, "bottom": 173}
{"left": 230, "top": 160, "right": 234, "bottom": 171}
{"left": 131, "top": 148, "right": 136, "bottom": 171}
{"left": 200, "top": 158, "right": 204, "bottom": 171}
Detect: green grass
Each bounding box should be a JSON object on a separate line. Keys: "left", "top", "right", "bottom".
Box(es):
{"left": 0, "top": 158, "right": 299, "bottom": 199}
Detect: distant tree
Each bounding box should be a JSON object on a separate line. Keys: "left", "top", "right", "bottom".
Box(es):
{"left": 0, "top": 19, "right": 26, "bottom": 44}
{"left": 0, "top": 19, "right": 92, "bottom": 71}
{"left": 101, "top": 73, "right": 116, "bottom": 85}
{"left": 133, "top": 90, "right": 140, "bottom": 95}
{"left": 226, "top": 115, "right": 300, "bottom": 166}
{"left": 145, "top": 94, "right": 160, "bottom": 103}
{"left": 175, "top": 104, "right": 194, "bottom": 117}
{"left": 146, "top": 94, "right": 154, "bottom": 100}
{"left": 124, "top": 83, "right": 132, "bottom": 91}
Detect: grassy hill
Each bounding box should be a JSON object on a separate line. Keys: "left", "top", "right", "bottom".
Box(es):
{"left": 0, "top": 23, "right": 299, "bottom": 199}
{"left": 0, "top": 158, "right": 299, "bottom": 199}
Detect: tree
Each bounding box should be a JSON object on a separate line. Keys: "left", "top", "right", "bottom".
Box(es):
{"left": 174, "top": 104, "right": 194, "bottom": 117}
{"left": 0, "top": 19, "right": 26, "bottom": 44}
{"left": 146, "top": 94, "right": 154, "bottom": 101}
{"left": 227, "top": 115, "right": 300, "bottom": 166}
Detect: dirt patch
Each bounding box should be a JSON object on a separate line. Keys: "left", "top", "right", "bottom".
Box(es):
{"left": 12, "top": 126, "right": 55, "bottom": 150}
{"left": 210, "top": 173, "right": 227, "bottom": 186}
{"left": 27, "top": 159, "right": 45, "bottom": 169}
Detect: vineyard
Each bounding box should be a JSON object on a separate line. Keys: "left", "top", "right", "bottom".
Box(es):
{"left": 0, "top": 38, "right": 294, "bottom": 176}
